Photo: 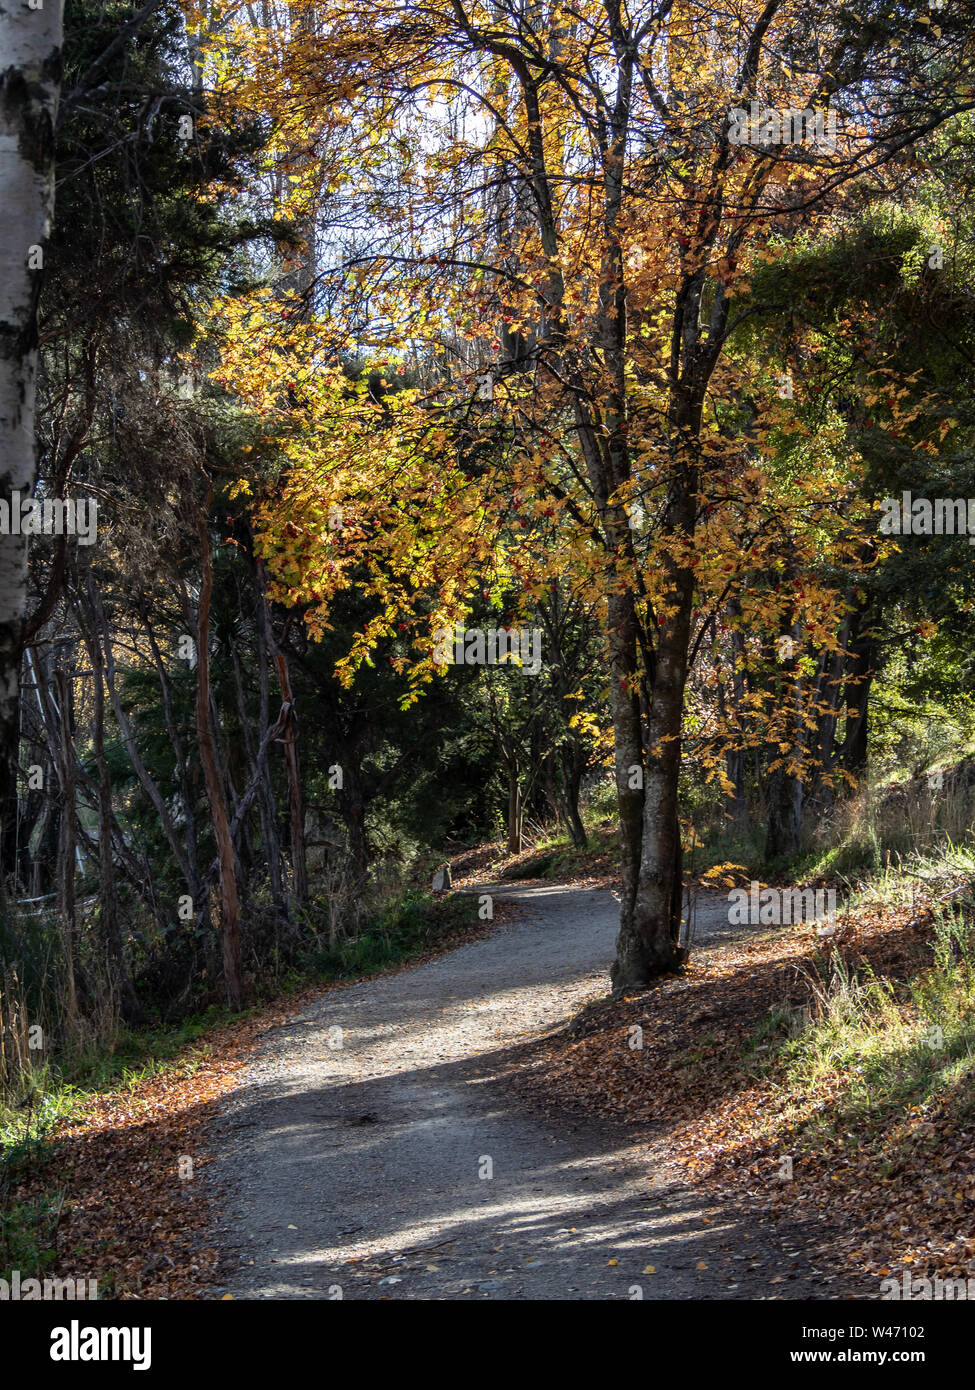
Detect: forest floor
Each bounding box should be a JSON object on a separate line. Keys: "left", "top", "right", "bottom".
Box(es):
{"left": 202, "top": 881, "right": 876, "bottom": 1300}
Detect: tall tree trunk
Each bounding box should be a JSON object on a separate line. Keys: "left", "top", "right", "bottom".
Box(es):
{"left": 610, "top": 444, "right": 694, "bottom": 989}
{"left": 764, "top": 634, "right": 804, "bottom": 861}
{"left": 232, "top": 635, "right": 285, "bottom": 915}
{"left": 141, "top": 611, "right": 200, "bottom": 892}
{"left": 806, "top": 619, "right": 849, "bottom": 814}
{"left": 272, "top": 648, "right": 307, "bottom": 905}
{"left": 840, "top": 608, "right": 877, "bottom": 784}
{"left": 85, "top": 620, "right": 141, "bottom": 1023}
{"left": 55, "top": 668, "right": 79, "bottom": 1033}
{"left": 195, "top": 504, "right": 243, "bottom": 1009}
{"left": 558, "top": 747, "right": 588, "bottom": 849}
{"left": 765, "top": 765, "right": 804, "bottom": 861}
{"left": 506, "top": 763, "right": 523, "bottom": 853}
{"left": 0, "top": 710, "right": 20, "bottom": 879}
{"left": 255, "top": 564, "right": 307, "bottom": 906}
{"left": 0, "top": 2, "right": 63, "bottom": 916}
{"left": 340, "top": 755, "right": 370, "bottom": 883}
{"left": 616, "top": 587, "right": 691, "bottom": 987}
{"left": 715, "top": 634, "right": 747, "bottom": 823}
{"left": 90, "top": 589, "right": 193, "bottom": 888}
{"left": 594, "top": 124, "right": 688, "bottom": 988}
{"left": 254, "top": 604, "right": 285, "bottom": 893}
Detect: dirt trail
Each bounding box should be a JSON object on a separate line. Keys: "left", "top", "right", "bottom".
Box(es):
{"left": 207, "top": 883, "right": 870, "bottom": 1300}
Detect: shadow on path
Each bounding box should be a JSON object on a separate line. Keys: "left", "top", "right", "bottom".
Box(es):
{"left": 207, "top": 884, "right": 875, "bottom": 1300}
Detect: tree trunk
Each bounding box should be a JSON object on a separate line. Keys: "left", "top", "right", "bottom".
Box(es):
{"left": 142, "top": 611, "right": 200, "bottom": 893}
{"left": 765, "top": 764, "right": 804, "bottom": 860}
{"left": 592, "top": 148, "right": 688, "bottom": 988}
{"left": 605, "top": 576, "right": 648, "bottom": 957}
{"left": 0, "top": 2, "right": 63, "bottom": 921}
{"left": 235, "top": 626, "right": 285, "bottom": 915}
{"left": 85, "top": 619, "right": 141, "bottom": 1023}
{"left": 55, "top": 669, "right": 80, "bottom": 1033}
{"left": 272, "top": 649, "right": 308, "bottom": 905}
{"left": 609, "top": 438, "right": 693, "bottom": 990}
{"left": 840, "top": 609, "right": 877, "bottom": 783}
{"left": 715, "top": 639, "right": 747, "bottom": 823}
{"left": 256, "top": 564, "right": 307, "bottom": 906}
{"left": 559, "top": 748, "right": 588, "bottom": 848}
{"left": 91, "top": 589, "right": 194, "bottom": 888}
{"left": 341, "top": 757, "right": 370, "bottom": 882}
{"left": 506, "top": 763, "right": 523, "bottom": 853}
{"left": 0, "top": 720, "right": 20, "bottom": 880}
{"left": 195, "top": 504, "right": 243, "bottom": 1009}
{"left": 806, "top": 621, "right": 849, "bottom": 814}
{"left": 764, "top": 637, "right": 805, "bottom": 861}
{"left": 613, "top": 593, "right": 690, "bottom": 988}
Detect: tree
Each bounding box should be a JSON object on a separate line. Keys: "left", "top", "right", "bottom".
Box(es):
{"left": 0, "top": 0, "right": 63, "bottom": 919}
{"left": 206, "top": 0, "right": 975, "bottom": 988}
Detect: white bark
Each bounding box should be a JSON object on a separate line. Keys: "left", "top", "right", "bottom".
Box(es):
{"left": 0, "top": 0, "right": 63, "bottom": 740}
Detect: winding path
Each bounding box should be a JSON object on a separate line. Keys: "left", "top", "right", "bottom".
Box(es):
{"left": 207, "top": 883, "right": 866, "bottom": 1300}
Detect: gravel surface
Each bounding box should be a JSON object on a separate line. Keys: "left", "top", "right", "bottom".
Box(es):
{"left": 206, "top": 882, "right": 873, "bottom": 1300}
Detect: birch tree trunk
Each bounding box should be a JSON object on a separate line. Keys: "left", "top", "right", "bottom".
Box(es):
{"left": 0, "top": 0, "right": 63, "bottom": 899}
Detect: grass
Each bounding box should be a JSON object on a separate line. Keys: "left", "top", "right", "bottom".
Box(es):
{"left": 0, "top": 1190, "right": 63, "bottom": 1283}
{"left": 746, "top": 896, "right": 975, "bottom": 1158}
{"left": 1, "top": 1008, "right": 233, "bottom": 1144}
{"left": 303, "top": 887, "right": 481, "bottom": 976}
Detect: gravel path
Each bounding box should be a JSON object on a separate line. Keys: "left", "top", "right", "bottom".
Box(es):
{"left": 207, "top": 883, "right": 869, "bottom": 1300}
